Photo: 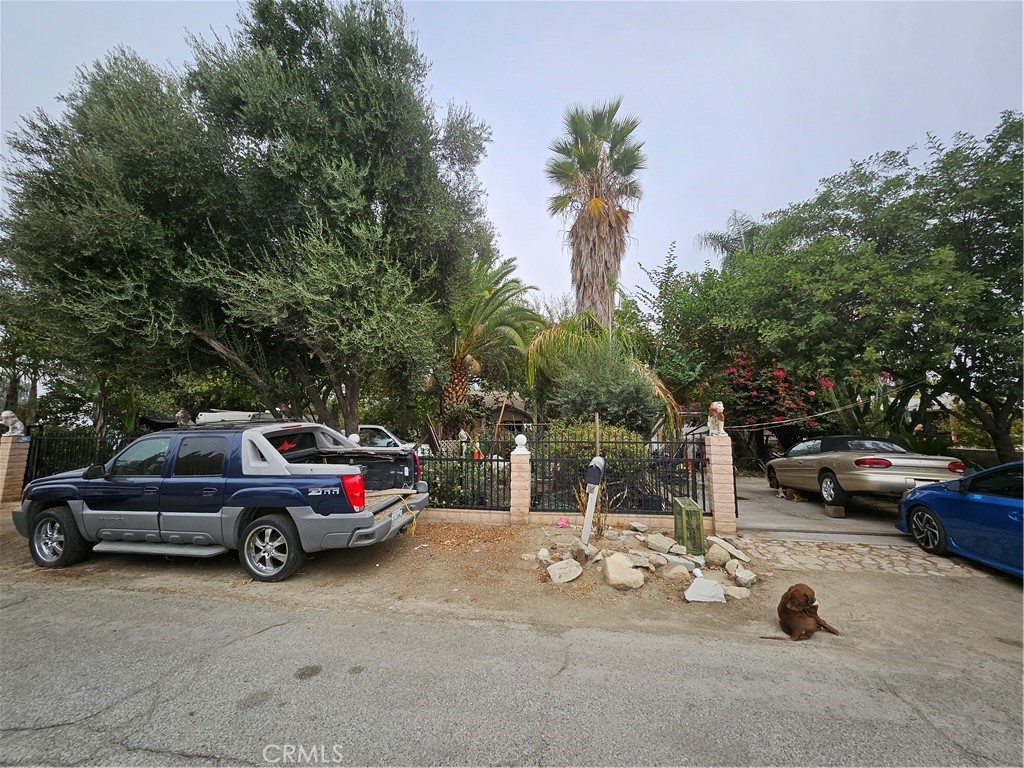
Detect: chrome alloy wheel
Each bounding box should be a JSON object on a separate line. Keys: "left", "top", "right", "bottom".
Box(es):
{"left": 244, "top": 525, "right": 289, "bottom": 577}
{"left": 33, "top": 518, "right": 66, "bottom": 564}
{"left": 910, "top": 508, "right": 940, "bottom": 551}
{"left": 820, "top": 475, "right": 838, "bottom": 504}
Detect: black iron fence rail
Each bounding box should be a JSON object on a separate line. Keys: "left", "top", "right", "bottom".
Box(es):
{"left": 22, "top": 432, "right": 710, "bottom": 517}
{"left": 530, "top": 436, "right": 707, "bottom": 516}
{"left": 419, "top": 439, "right": 511, "bottom": 510}
{"left": 24, "top": 434, "right": 132, "bottom": 485}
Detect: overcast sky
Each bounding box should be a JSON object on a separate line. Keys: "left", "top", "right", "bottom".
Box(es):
{"left": 2, "top": 1, "right": 1021, "bottom": 305}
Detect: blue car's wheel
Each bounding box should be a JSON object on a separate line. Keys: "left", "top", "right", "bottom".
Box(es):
{"left": 908, "top": 506, "right": 948, "bottom": 555}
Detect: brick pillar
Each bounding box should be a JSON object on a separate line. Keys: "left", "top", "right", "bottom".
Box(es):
{"left": 0, "top": 436, "right": 30, "bottom": 507}
{"left": 704, "top": 434, "right": 737, "bottom": 535}
{"left": 509, "top": 434, "right": 531, "bottom": 525}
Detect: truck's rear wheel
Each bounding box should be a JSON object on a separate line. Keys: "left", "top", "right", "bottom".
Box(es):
{"left": 239, "top": 514, "right": 305, "bottom": 582}
{"left": 30, "top": 505, "right": 90, "bottom": 568}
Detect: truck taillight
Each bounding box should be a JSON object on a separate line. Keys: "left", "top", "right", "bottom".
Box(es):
{"left": 854, "top": 458, "right": 892, "bottom": 468}
{"left": 948, "top": 461, "right": 965, "bottom": 474}
{"left": 414, "top": 452, "right": 421, "bottom": 481}
{"left": 341, "top": 474, "right": 365, "bottom": 512}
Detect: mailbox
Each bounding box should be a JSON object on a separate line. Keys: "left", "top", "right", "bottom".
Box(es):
{"left": 585, "top": 456, "right": 605, "bottom": 489}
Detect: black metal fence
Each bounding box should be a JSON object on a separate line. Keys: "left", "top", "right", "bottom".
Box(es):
{"left": 21, "top": 431, "right": 708, "bottom": 517}
{"left": 530, "top": 435, "right": 707, "bottom": 516}
{"left": 419, "top": 439, "right": 512, "bottom": 510}
{"left": 24, "top": 433, "right": 131, "bottom": 485}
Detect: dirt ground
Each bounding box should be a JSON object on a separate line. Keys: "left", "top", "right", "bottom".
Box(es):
{"left": 2, "top": 514, "right": 1019, "bottom": 648}
{"left": 0, "top": 515, "right": 777, "bottom": 635}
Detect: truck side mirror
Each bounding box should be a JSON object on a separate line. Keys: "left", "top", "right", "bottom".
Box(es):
{"left": 83, "top": 464, "right": 106, "bottom": 480}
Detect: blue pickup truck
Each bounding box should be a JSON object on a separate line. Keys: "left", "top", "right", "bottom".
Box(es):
{"left": 12, "top": 421, "right": 429, "bottom": 581}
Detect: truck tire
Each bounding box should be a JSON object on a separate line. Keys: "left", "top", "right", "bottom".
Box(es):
{"left": 239, "top": 514, "right": 306, "bottom": 582}
{"left": 30, "top": 505, "right": 90, "bottom": 568}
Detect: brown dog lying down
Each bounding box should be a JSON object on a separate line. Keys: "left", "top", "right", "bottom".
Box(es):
{"left": 761, "top": 583, "right": 842, "bottom": 641}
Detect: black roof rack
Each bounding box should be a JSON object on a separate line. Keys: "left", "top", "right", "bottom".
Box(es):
{"left": 168, "top": 419, "right": 313, "bottom": 432}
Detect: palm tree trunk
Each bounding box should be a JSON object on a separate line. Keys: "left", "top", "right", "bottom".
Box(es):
{"left": 442, "top": 360, "right": 469, "bottom": 409}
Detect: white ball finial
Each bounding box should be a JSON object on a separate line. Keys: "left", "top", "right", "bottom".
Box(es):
{"left": 512, "top": 433, "right": 529, "bottom": 454}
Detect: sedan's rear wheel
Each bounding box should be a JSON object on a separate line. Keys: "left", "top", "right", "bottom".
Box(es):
{"left": 767, "top": 466, "right": 780, "bottom": 489}
{"left": 239, "top": 514, "right": 306, "bottom": 582}
{"left": 819, "top": 471, "right": 848, "bottom": 506}
{"left": 908, "top": 506, "right": 948, "bottom": 555}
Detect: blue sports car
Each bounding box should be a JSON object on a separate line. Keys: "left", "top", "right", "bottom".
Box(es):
{"left": 896, "top": 461, "right": 1023, "bottom": 577}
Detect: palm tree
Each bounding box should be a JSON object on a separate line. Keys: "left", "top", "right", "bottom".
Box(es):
{"left": 526, "top": 304, "right": 680, "bottom": 432}
{"left": 546, "top": 98, "right": 646, "bottom": 330}
{"left": 695, "top": 210, "right": 761, "bottom": 271}
{"left": 441, "top": 255, "right": 543, "bottom": 419}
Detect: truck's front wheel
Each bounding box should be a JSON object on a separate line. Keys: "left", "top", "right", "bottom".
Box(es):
{"left": 30, "top": 505, "right": 90, "bottom": 568}
{"left": 239, "top": 514, "right": 306, "bottom": 582}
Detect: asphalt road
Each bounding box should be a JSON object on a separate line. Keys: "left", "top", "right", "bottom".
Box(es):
{"left": 3, "top": 544, "right": 1022, "bottom": 768}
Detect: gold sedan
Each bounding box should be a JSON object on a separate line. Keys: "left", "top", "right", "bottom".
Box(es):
{"left": 766, "top": 436, "right": 966, "bottom": 505}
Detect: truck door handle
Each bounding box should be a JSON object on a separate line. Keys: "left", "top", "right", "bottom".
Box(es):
{"left": 202, "top": 488, "right": 218, "bottom": 497}
{"left": 144, "top": 486, "right": 159, "bottom": 495}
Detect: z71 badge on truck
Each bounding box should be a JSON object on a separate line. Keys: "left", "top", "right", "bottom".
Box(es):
{"left": 12, "top": 422, "right": 429, "bottom": 581}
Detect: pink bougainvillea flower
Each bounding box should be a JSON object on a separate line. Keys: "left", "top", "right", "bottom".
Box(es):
{"left": 808, "top": 390, "right": 816, "bottom": 397}
{"left": 773, "top": 368, "right": 786, "bottom": 378}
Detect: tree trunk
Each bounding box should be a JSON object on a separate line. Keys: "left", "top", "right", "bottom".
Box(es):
{"left": 4, "top": 366, "right": 19, "bottom": 413}
{"left": 948, "top": 387, "right": 1021, "bottom": 465}
{"left": 442, "top": 359, "right": 469, "bottom": 409}
{"left": 288, "top": 353, "right": 334, "bottom": 426}
{"left": 190, "top": 328, "right": 289, "bottom": 418}
{"left": 322, "top": 359, "right": 358, "bottom": 435}
{"left": 93, "top": 373, "right": 108, "bottom": 458}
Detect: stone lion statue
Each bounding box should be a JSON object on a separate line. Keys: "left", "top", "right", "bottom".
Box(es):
{"left": 707, "top": 401, "right": 726, "bottom": 436}
{"left": 1, "top": 410, "right": 25, "bottom": 436}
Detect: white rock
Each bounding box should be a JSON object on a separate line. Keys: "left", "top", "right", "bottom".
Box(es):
{"left": 629, "top": 521, "right": 649, "bottom": 532}
{"left": 627, "top": 553, "right": 653, "bottom": 570}
{"left": 537, "top": 548, "right": 557, "bottom": 566}
{"left": 593, "top": 550, "right": 606, "bottom": 563}
{"left": 571, "top": 539, "right": 599, "bottom": 562}
{"left": 602, "top": 531, "right": 621, "bottom": 541}
{"left": 706, "top": 535, "right": 751, "bottom": 563}
{"left": 521, "top": 553, "right": 536, "bottom": 562}
{"left": 688, "top": 554, "right": 706, "bottom": 567}
{"left": 547, "top": 559, "right": 583, "bottom": 584}
{"left": 734, "top": 567, "right": 757, "bottom": 588}
{"left": 603, "top": 553, "right": 645, "bottom": 590}
{"left": 663, "top": 554, "right": 696, "bottom": 571}
{"left": 669, "top": 544, "right": 687, "bottom": 555}
{"left": 725, "top": 559, "right": 741, "bottom": 576}
{"left": 723, "top": 585, "right": 751, "bottom": 599}
{"left": 646, "top": 533, "right": 677, "bottom": 554}
{"left": 635, "top": 534, "right": 648, "bottom": 541}
{"left": 704, "top": 543, "right": 731, "bottom": 568}
{"left": 684, "top": 578, "right": 727, "bottom": 603}
{"left": 661, "top": 565, "right": 693, "bottom": 583}
{"left": 648, "top": 553, "right": 668, "bottom": 569}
